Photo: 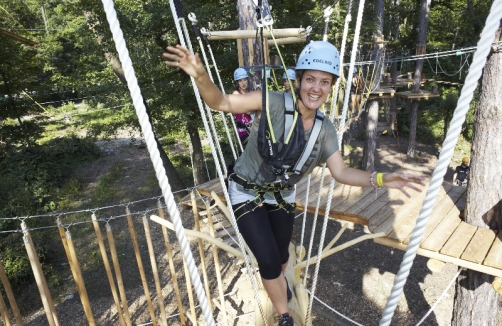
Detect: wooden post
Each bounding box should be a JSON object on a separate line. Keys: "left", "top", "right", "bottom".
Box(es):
{"left": 125, "top": 208, "right": 158, "bottom": 326}
{"left": 91, "top": 215, "right": 128, "bottom": 326}
{"left": 190, "top": 192, "right": 212, "bottom": 312}
{"left": 105, "top": 223, "right": 133, "bottom": 326}
{"left": 157, "top": 201, "right": 186, "bottom": 326}
{"left": 206, "top": 204, "right": 228, "bottom": 325}
{"left": 64, "top": 230, "right": 96, "bottom": 325}
{"left": 21, "top": 222, "right": 60, "bottom": 326}
{"left": 0, "top": 260, "right": 23, "bottom": 325}
{"left": 142, "top": 216, "right": 168, "bottom": 326}
{"left": 0, "top": 288, "right": 12, "bottom": 326}
{"left": 57, "top": 219, "right": 96, "bottom": 326}
{"left": 182, "top": 258, "right": 197, "bottom": 325}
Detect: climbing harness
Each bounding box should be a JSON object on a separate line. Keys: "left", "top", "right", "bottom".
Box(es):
{"left": 235, "top": 92, "right": 325, "bottom": 219}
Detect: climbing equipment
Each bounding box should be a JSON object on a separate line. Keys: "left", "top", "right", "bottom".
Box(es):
{"left": 296, "top": 41, "right": 341, "bottom": 77}
{"left": 282, "top": 69, "right": 296, "bottom": 81}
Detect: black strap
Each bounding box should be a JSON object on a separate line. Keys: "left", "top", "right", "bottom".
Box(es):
{"left": 229, "top": 173, "right": 295, "bottom": 219}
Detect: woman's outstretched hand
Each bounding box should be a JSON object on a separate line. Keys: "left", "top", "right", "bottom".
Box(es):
{"left": 383, "top": 173, "right": 425, "bottom": 197}
{"left": 163, "top": 45, "right": 206, "bottom": 79}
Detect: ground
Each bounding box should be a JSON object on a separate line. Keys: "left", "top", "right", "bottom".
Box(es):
{"left": 17, "top": 127, "right": 502, "bottom": 326}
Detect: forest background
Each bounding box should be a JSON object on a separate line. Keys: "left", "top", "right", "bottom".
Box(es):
{"left": 0, "top": 0, "right": 490, "bottom": 321}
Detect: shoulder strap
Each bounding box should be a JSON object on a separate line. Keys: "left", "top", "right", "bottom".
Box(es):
{"left": 292, "top": 110, "right": 324, "bottom": 174}
{"left": 284, "top": 92, "right": 294, "bottom": 138}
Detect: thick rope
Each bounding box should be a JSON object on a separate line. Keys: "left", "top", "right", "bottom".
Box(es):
{"left": 337, "top": 0, "right": 366, "bottom": 142}
{"left": 379, "top": 1, "right": 502, "bottom": 324}
{"left": 189, "top": 15, "right": 240, "bottom": 161}
{"left": 305, "top": 0, "right": 367, "bottom": 323}
{"left": 180, "top": 18, "right": 228, "bottom": 176}
{"left": 169, "top": 1, "right": 269, "bottom": 324}
{"left": 99, "top": 0, "right": 215, "bottom": 324}
{"left": 329, "top": 0, "right": 353, "bottom": 122}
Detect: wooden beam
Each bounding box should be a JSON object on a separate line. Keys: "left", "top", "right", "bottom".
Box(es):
{"left": 206, "top": 28, "right": 305, "bottom": 40}
{"left": 0, "top": 28, "right": 39, "bottom": 47}
{"left": 268, "top": 36, "right": 306, "bottom": 46}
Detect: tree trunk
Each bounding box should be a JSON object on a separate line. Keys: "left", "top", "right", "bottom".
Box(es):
{"left": 0, "top": 70, "right": 31, "bottom": 147}
{"left": 451, "top": 25, "right": 502, "bottom": 326}
{"left": 361, "top": 0, "right": 384, "bottom": 171}
{"left": 389, "top": 0, "right": 400, "bottom": 136}
{"left": 83, "top": 10, "right": 187, "bottom": 198}
{"left": 236, "top": 0, "right": 262, "bottom": 67}
{"left": 362, "top": 100, "right": 379, "bottom": 170}
{"left": 407, "top": 0, "right": 431, "bottom": 158}
{"left": 187, "top": 123, "right": 209, "bottom": 186}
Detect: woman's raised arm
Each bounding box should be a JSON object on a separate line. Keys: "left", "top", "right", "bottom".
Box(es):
{"left": 163, "top": 45, "right": 261, "bottom": 114}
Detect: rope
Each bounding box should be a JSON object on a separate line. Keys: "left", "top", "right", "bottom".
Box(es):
{"left": 415, "top": 268, "right": 463, "bottom": 326}
{"left": 189, "top": 15, "right": 240, "bottom": 160}
{"left": 199, "top": 26, "right": 243, "bottom": 156}
{"left": 379, "top": 1, "right": 502, "bottom": 324}
{"left": 305, "top": 0, "right": 368, "bottom": 324}
{"left": 169, "top": 1, "right": 269, "bottom": 324}
{"left": 100, "top": 0, "right": 215, "bottom": 323}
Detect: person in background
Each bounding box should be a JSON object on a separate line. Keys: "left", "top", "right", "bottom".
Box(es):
{"left": 350, "top": 67, "right": 364, "bottom": 115}
{"left": 232, "top": 68, "right": 253, "bottom": 145}
{"left": 453, "top": 157, "right": 470, "bottom": 186}
{"left": 282, "top": 68, "right": 296, "bottom": 93}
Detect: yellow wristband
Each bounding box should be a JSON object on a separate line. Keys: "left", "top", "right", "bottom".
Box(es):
{"left": 376, "top": 172, "right": 384, "bottom": 187}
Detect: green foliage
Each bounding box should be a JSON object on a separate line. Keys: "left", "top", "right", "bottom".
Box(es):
{"left": 0, "top": 136, "right": 101, "bottom": 220}
{"left": 91, "top": 163, "right": 125, "bottom": 204}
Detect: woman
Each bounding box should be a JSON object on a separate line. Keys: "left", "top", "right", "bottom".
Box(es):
{"left": 350, "top": 67, "right": 364, "bottom": 115}
{"left": 232, "top": 67, "right": 253, "bottom": 145}
{"left": 282, "top": 68, "right": 296, "bottom": 93}
{"left": 164, "top": 41, "right": 423, "bottom": 326}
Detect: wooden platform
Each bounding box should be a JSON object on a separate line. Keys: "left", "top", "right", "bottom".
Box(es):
{"left": 396, "top": 90, "right": 440, "bottom": 100}
{"left": 195, "top": 168, "right": 502, "bottom": 277}
{"left": 367, "top": 88, "right": 395, "bottom": 98}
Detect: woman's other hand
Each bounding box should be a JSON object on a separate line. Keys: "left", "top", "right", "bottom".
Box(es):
{"left": 382, "top": 173, "right": 425, "bottom": 197}
{"left": 163, "top": 45, "right": 206, "bottom": 80}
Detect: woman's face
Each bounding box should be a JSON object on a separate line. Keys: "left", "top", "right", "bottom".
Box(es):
{"left": 299, "top": 70, "right": 335, "bottom": 111}
{"left": 237, "top": 78, "right": 248, "bottom": 91}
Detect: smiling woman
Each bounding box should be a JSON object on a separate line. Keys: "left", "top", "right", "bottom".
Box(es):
{"left": 163, "top": 41, "right": 424, "bottom": 326}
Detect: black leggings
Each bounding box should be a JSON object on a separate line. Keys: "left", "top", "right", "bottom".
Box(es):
{"left": 233, "top": 203, "right": 295, "bottom": 280}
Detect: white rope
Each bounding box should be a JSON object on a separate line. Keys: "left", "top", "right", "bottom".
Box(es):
{"left": 180, "top": 18, "right": 228, "bottom": 176}
{"left": 99, "top": 0, "right": 215, "bottom": 324}
{"left": 415, "top": 268, "right": 463, "bottom": 326}
{"left": 306, "top": 289, "right": 365, "bottom": 326}
{"left": 379, "top": 1, "right": 502, "bottom": 324}
{"left": 200, "top": 37, "right": 242, "bottom": 158}
{"left": 168, "top": 2, "right": 269, "bottom": 324}
{"left": 305, "top": 0, "right": 367, "bottom": 324}
{"left": 337, "top": 0, "right": 366, "bottom": 143}
{"left": 329, "top": 0, "right": 353, "bottom": 123}
{"left": 189, "top": 15, "right": 240, "bottom": 161}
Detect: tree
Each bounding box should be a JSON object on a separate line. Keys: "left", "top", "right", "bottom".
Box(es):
{"left": 451, "top": 24, "right": 502, "bottom": 326}
{"left": 407, "top": 0, "right": 431, "bottom": 158}
{"left": 361, "top": 0, "right": 385, "bottom": 171}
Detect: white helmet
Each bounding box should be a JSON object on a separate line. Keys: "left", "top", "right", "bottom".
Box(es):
{"left": 295, "top": 41, "right": 340, "bottom": 77}
{"left": 234, "top": 68, "right": 248, "bottom": 81}
{"left": 282, "top": 69, "right": 296, "bottom": 81}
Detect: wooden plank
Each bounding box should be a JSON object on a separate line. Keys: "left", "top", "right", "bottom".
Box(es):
{"left": 440, "top": 222, "right": 477, "bottom": 258}
{"left": 402, "top": 184, "right": 461, "bottom": 245}
{"left": 420, "top": 205, "right": 462, "bottom": 252}
{"left": 345, "top": 186, "right": 388, "bottom": 217}
{"left": 295, "top": 169, "right": 328, "bottom": 204}
{"left": 307, "top": 180, "right": 350, "bottom": 211}
{"left": 366, "top": 188, "right": 406, "bottom": 231}
{"left": 376, "top": 183, "right": 429, "bottom": 238}
{"left": 461, "top": 228, "right": 497, "bottom": 264}
{"left": 374, "top": 237, "right": 502, "bottom": 278}
{"left": 484, "top": 231, "right": 502, "bottom": 269}
{"left": 357, "top": 188, "right": 390, "bottom": 222}
{"left": 331, "top": 186, "right": 374, "bottom": 213}
{"left": 198, "top": 178, "right": 222, "bottom": 196}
